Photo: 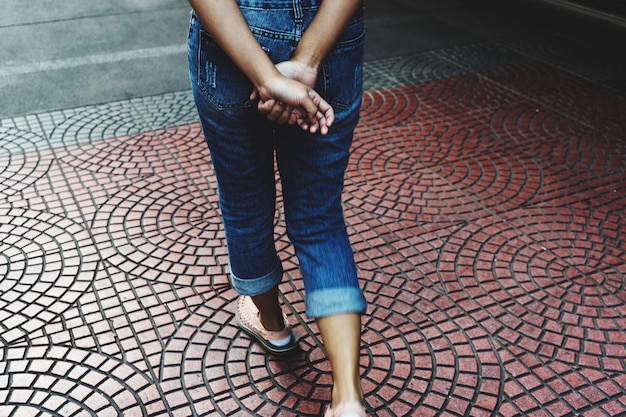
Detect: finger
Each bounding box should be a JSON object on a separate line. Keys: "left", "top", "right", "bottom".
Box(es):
{"left": 286, "top": 109, "right": 299, "bottom": 126}
{"left": 293, "top": 109, "right": 309, "bottom": 130}
{"left": 316, "top": 97, "right": 335, "bottom": 129}
{"left": 306, "top": 90, "right": 334, "bottom": 129}
{"left": 266, "top": 101, "right": 285, "bottom": 122}
{"left": 257, "top": 99, "right": 275, "bottom": 115}
{"left": 299, "top": 89, "right": 323, "bottom": 122}
{"left": 275, "top": 105, "right": 294, "bottom": 125}
{"left": 289, "top": 108, "right": 303, "bottom": 127}
{"left": 300, "top": 109, "right": 320, "bottom": 132}
{"left": 316, "top": 111, "right": 329, "bottom": 135}
{"left": 296, "top": 117, "right": 310, "bottom": 131}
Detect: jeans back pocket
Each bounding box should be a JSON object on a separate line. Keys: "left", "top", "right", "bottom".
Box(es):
{"left": 320, "top": 17, "right": 365, "bottom": 111}
{"left": 197, "top": 29, "right": 254, "bottom": 110}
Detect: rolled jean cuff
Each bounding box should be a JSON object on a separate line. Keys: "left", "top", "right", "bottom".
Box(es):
{"left": 230, "top": 261, "right": 283, "bottom": 296}
{"left": 306, "top": 287, "right": 367, "bottom": 318}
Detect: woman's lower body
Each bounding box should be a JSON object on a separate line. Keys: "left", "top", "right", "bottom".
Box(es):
{"left": 188, "top": 0, "right": 367, "bottom": 413}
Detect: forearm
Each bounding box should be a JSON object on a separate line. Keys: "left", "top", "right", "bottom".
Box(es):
{"left": 188, "top": 0, "right": 279, "bottom": 92}
{"left": 292, "top": 0, "right": 363, "bottom": 71}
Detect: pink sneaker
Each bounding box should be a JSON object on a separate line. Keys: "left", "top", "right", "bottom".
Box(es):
{"left": 235, "top": 296, "right": 299, "bottom": 356}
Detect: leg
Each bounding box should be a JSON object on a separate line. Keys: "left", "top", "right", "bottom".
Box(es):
{"left": 317, "top": 313, "right": 364, "bottom": 406}
{"left": 251, "top": 286, "right": 284, "bottom": 331}
{"left": 188, "top": 13, "right": 280, "bottom": 291}
{"left": 189, "top": 13, "right": 301, "bottom": 355}
{"left": 275, "top": 104, "right": 366, "bottom": 414}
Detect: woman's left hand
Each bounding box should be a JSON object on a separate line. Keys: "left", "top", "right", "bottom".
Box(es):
{"left": 251, "top": 60, "right": 333, "bottom": 134}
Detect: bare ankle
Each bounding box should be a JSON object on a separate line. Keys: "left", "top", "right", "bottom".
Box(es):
{"left": 331, "top": 385, "right": 364, "bottom": 407}
{"left": 250, "top": 289, "right": 284, "bottom": 331}
{"left": 258, "top": 311, "right": 285, "bottom": 331}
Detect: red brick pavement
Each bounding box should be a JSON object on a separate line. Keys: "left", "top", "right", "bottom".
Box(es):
{"left": 0, "top": 47, "right": 625, "bottom": 417}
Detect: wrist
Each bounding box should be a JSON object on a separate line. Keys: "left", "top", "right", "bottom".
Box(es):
{"left": 291, "top": 47, "right": 323, "bottom": 74}
{"left": 253, "top": 66, "right": 283, "bottom": 98}
{"left": 290, "top": 56, "right": 321, "bottom": 78}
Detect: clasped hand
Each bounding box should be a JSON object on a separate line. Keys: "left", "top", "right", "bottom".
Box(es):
{"left": 250, "top": 61, "right": 334, "bottom": 135}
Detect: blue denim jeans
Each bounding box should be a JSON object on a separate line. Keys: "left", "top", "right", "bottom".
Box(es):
{"left": 187, "top": 0, "right": 366, "bottom": 318}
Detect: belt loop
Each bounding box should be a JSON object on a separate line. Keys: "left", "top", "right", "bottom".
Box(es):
{"left": 293, "top": 0, "right": 304, "bottom": 36}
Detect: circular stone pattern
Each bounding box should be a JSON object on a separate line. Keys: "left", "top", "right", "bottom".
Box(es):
{"left": 492, "top": 101, "right": 625, "bottom": 174}
{"left": 50, "top": 103, "right": 146, "bottom": 146}
{"left": 438, "top": 207, "right": 626, "bottom": 369}
{"left": 161, "top": 280, "right": 502, "bottom": 417}
{"left": 0, "top": 346, "right": 166, "bottom": 416}
{"left": 0, "top": 128, "right": 53, "bottom": 198}
{"left": 92, "top": 168, "right": 230, "bottom": 287}
{"left": 359, "top": 87, "right": 421, "bottom": 129}
{"left": 55, "top": 120, "right": 207, "bottom": 177}
{"left": 345, "top": 121, "right": 542, "bottom": 222}
{"left": 0, "top": 208, "right": 96, "bottom": 345}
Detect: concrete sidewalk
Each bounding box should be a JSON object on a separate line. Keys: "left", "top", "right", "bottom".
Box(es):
{"left": 3, "top": 0, "right": 623, "bottom": 119}
{"left": 0, "top": 0, "right": 190, "bottom": 118}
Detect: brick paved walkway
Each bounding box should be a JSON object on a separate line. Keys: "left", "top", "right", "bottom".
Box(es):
{"left": 1, "top": 7, "right": 625, "bottom": 417}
